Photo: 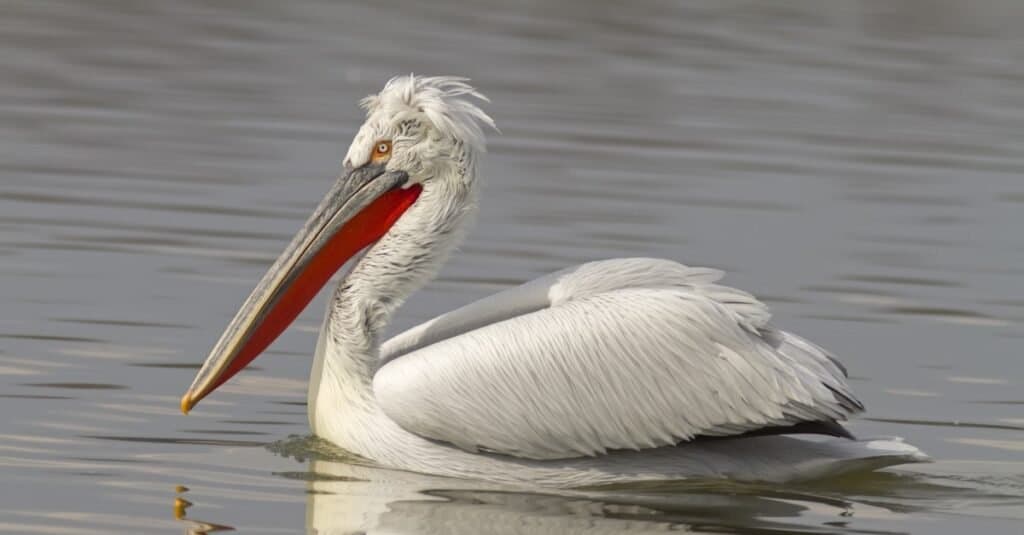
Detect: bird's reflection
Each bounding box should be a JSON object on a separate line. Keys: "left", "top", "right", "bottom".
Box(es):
{"left": 300, "top": 458, "right": 877, "bottom": 534}
{"left": 172, "top": 446, "right": 976, "bottom": 535}
{"left": 173, "top": 486, "right": 234, "bottom": 534}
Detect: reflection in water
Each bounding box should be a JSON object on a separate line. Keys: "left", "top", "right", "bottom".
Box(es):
{"left": 204, "top": 437, "right": 1021, "bottom": 534}
{"left": 274, "top": 457, "right": 1017, "bottom": 534}
{"left": 252, "top": 459, "right": 796, "bottom": 534}
{"left": 174, "top": 487, "right": 234, "bottom": 534}
{"left": 300, "top": 462, "right": 825, "bottom": 534}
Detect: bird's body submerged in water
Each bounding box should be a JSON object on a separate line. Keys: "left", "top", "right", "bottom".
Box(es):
{"left": 181, "top": 75, "right": 927, "bottom": 488}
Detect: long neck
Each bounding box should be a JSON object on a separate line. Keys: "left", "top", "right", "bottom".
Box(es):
{"left": 317, "top": 173, "right": 476, "bottom": 392}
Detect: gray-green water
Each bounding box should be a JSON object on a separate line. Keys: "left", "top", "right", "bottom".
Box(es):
{"left": 2, "top": 1, "right": 1023, "bottom": 533}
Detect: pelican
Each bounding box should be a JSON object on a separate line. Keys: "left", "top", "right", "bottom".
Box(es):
{"left": 181, "top": 75, "right": 927, "bottom": 487}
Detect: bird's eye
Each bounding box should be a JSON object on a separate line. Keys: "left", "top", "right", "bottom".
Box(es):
{"left": 371, "top": 140, "right": 392, "bottom": 162}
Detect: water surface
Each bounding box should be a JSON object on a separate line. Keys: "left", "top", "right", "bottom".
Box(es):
{"left": 2, "top": 1, "right": 1023, "bottom": 533}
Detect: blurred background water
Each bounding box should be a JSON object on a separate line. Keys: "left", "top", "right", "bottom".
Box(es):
{"left": 1, "top": 0, "right": 1023, "bottom": 533}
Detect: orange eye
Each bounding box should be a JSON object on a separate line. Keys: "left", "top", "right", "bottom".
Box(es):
{"left": 371, "top": 140, "right": 392, "bottom": 162}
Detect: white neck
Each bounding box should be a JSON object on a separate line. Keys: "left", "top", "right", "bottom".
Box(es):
{"left": 307, "top": 170, "right": 476, "bottom": 443}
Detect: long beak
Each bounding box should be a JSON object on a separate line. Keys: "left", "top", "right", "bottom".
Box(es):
{"left": 180, "top": 164, "right": 420, "bottom": 414}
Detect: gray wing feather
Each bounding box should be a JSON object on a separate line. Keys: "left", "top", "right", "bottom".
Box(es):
{"left": 374, "top": 258, "right": 862, "bottom": 460}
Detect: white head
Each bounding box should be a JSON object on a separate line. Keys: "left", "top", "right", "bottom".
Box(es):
{"left": 344, "top": 75, "right": 494, "bottom": 188}
{"left": 181, "top": 75, "right": 495, "bottom": 412}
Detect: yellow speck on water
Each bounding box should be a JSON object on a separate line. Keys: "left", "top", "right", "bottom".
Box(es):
{"left": 173, "top": 497, "right": 192, "bottom": 520}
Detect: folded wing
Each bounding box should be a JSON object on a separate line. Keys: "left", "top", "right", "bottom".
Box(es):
{"left": 374, "top": 258, "right": 862, "bottom": 460}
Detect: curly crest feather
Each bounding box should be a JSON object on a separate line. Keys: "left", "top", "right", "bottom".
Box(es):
{"left": 358, "top": 75, "right": 495, "bottom": 155}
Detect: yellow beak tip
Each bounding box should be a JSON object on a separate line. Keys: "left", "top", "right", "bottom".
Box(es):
{"left": 180, "top": 394, "right": 194, "bottom": 415}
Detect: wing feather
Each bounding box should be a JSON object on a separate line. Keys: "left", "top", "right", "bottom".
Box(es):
{"left": 374, "top": 259, "right": 862, "bottom": 460}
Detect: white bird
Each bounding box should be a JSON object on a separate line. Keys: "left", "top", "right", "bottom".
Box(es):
{"left": 181, "top": 75, "right": 927, "bottom": 487}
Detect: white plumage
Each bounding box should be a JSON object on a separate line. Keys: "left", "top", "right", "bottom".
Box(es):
{"left": 374, "top": 258, "right": 860, "bottom": 460}
{"left": 190, "top": 75, "right": 928, "bottom": 488}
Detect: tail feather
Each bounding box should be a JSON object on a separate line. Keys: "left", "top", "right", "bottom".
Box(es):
{"left": 675, "top": 435, "right": 931, "bottom": 483}
{"left": 754, "top": 436, "right": 930, "bottom": 482}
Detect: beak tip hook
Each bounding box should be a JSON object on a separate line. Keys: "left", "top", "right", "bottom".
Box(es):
{"left": 180, "top": 393, "right": 194, "bottom": 415}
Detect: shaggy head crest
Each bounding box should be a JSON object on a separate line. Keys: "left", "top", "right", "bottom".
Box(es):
{"left": 359, "top": 75, "right": 495, "bottom": 155}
